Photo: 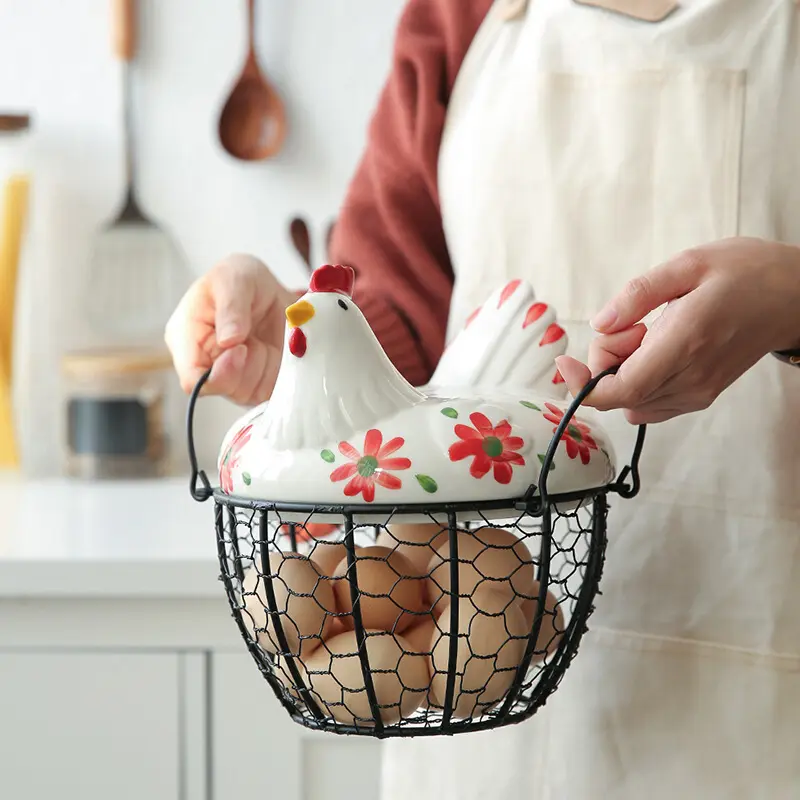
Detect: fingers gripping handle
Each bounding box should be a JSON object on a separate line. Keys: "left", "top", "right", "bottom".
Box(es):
{"left": 187, "top": 369, "right": 213, "bottom": 502}
{"left": 536, "top": 365, "right": 646, "bottom": 505}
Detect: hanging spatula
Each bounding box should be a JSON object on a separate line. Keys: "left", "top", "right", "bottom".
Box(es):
{"left": 85, "top": 0, "right": 192, "bottom": 344}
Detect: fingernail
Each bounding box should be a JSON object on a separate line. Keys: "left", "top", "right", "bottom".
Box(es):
{"left": 591, "top": 307, "right": 617, "bottom": 331}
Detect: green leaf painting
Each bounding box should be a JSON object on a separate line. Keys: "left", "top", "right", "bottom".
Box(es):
{"left": 440, "top": 407, "right": 459, "bottom": 419}
{"left": 415, "top": 474, "right": 439, "bottom": 494}
{"left": 242, "top": 472, "right": 252, "bottom": 485}
{"left": 520, "top": 401, "right": 542, "bottom": 411}
{"left": 320, "top": 449, "right": 335, "bottom": 463}
{"left": 536, "top": 454, "right": 555, "bottom": 472}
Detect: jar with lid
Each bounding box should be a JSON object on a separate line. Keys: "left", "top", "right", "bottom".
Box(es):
{"left": 61, "top": 348, "right": 173, "bottom": 480}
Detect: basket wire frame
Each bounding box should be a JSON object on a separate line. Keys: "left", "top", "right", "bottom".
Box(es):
{"left": 188, "top": 366, "right": 645, "bottom": 738}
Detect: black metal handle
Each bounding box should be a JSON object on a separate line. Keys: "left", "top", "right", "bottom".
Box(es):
{"left": 187, "top": 368, "right": 214, "bottom": 502}
{"left": 536, "top": 365, "right": 646, "bottom": 505}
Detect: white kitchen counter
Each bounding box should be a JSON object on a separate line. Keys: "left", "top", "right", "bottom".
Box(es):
{"left": 0, "top": 474, "right": 222, "bottom": 599}
{"left": 0, "top": 473, "right": 383, "bottom": 800}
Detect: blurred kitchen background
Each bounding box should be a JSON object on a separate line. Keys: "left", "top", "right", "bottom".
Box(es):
{"left": 1, "top": 0, "right": 405, "bottom": 479}
{"left": 0, "top": 2, "right": 405, "bottom": 798}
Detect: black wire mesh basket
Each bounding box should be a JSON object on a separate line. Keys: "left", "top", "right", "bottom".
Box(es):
{"left": 187, "top": 366, "right": 645, "bottom": 738}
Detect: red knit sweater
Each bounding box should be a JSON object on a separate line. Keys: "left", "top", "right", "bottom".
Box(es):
{"left": 327, "top": 0, "right": 492, "bottom": 386}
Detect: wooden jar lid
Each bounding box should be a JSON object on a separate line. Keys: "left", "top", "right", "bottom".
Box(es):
{"left": 62, "top": 348, "right": 173, "bottom": 378}
{"left": 0, "top": 114, "right": 31, "bottom": 133}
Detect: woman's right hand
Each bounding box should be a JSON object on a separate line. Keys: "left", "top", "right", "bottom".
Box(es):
{"left": 164, "top": 253, "right": 297, "bottom": 406}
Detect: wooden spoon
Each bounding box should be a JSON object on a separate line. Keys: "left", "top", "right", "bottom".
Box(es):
{"left": 218, "top": 0, "right": 287, "bottom": 161}
{"left": 289, "top": 217, "right": 311, "bottom": 270}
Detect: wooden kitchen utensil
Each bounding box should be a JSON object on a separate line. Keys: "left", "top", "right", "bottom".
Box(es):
{"left": 289, "top": 217, "right": 337, "bottom": 273}
{"left": 218, "top": 0, "right": 287, "bottom": 161}
{"left": 289, "top": 217, "right": 311, "bottom": 270}
{"left": 84, "top": 0, "right": 192, "bottom": 345}
{"left": 325, "top": 220, "right": 336, "bottom": 256}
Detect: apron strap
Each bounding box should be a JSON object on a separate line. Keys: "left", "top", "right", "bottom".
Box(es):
{"left": 500, "top": 0, "right": 529, "bottom": 20}
{"left": 574, "top": 0, "right": 679, "bottom": 22}
{"left": 502, "top": 0, "right": 682, "bottom": 24}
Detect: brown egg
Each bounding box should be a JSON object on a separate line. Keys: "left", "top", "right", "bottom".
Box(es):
{"left": 273, "top": 654, "right": 308, "bottom": 700}
{"left": 400, "top": 615, "right": 438, "bottom": 710}
{"left": 516, "top": 580, "right": 565, "bottom": 662}
{"left": 375, "top": 522, "right": 450, "bottom": 577}
{"left": 429, "top": 587, "right": 528, "bottom": 719}
{"left": 428, "top": 527, "right": 535, "bottom": 616}
{"left": 332, "top": 546, "right": 427, "bottom": 634}
{"left": 308, "top": 541, "right": 348, "bottom": 578}
{"left": 402, "top": 614, "right": 438, "bottom": 657}
{"left": 325, "top": 615, "right": 349, "bottom": 639}
{"left": 304, "top": 629, "right": 429, "bottom": 725}
{"left": 241, "top": 552, "right": 336, "bottom": 657}
{"left": 306, "top": 543, "right": 351, "bottom": 636}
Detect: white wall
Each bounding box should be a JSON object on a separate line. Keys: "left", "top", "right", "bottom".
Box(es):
{"left": 0, "top": 0, "right": 406, "bottom": 476}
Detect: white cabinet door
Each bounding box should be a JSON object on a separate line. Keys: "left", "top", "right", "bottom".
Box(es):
{"left": 212, "top": 651, "right": 382, "bottom": 800}
{"left": 0, "top": 652, "right": 181, "bottom": 800}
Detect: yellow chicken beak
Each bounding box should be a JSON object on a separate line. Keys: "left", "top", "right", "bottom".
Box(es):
{"left": 285, "top": 299, "right": 315, "bottom": 328}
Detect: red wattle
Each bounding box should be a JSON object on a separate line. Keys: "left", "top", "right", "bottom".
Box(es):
{"left": 289, "top": 327, "right": 307, "bottom": 358}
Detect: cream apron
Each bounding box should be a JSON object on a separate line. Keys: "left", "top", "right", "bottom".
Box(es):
{"left": 381, "top": 1, "right": 800, "bottom": 797}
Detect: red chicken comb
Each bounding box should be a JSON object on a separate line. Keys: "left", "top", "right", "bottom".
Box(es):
{"left": 309, "top": 263, "right": 355, "bottom": 297}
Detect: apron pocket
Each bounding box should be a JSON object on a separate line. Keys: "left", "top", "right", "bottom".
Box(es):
{"left": 539, "top": 628, "right": 800, "bottom": 799}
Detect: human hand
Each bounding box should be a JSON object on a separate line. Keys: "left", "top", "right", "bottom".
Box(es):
{"left": 554, "top": 237, "right": 800, "bottom": 424}
{"left": 165, "top": 253, "right": 297, "bottom": 406}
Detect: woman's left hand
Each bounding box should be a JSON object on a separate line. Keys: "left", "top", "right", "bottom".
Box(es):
{"left": 554, "top": 237, "right": 800, "bottom": 425}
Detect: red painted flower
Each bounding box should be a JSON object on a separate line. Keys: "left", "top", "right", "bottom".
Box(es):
{"left": 543, "top": 403, "right": 598, "bottom": 465}
{"left": 219, "top": 424, "right": 253, "bottom": 494}
{"left": 330, "top": 430, "right": 411, "bottom": 502}
{"left": 448, "top": 412, "right": 526, "bottom": 484}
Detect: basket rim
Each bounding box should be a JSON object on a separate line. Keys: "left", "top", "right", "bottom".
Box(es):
{"left": 210, "top": 483, "right": 610, "bottom": 516}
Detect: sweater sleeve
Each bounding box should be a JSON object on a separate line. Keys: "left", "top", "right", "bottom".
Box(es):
{"left": 327, "top": 0, "right": 492, "bottom": 386}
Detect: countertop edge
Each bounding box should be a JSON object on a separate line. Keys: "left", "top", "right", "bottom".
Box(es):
{"left": 0, "top": 559, "right": 225, "bottom": 600}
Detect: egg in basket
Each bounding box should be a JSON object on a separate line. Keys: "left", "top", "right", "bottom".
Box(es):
{"left": 186, "top": 263, "right": 646, "bottom": 737}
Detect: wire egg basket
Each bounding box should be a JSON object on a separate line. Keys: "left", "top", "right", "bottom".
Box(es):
{"left": 187, "top": 366, "right": 646, "bottom": 738}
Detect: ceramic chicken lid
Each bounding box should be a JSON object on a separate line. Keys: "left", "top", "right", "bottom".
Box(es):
{"left": 216, "top": 264, "right": 616, "bottom": 521}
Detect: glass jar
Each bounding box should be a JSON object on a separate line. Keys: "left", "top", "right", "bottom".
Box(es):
{"left": 61, "top": 348, "right": 173, "bottom": 480}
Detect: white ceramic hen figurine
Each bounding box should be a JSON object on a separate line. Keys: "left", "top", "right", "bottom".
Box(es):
{"left": 217, "top": 265, "right": 615, "bottom": 521}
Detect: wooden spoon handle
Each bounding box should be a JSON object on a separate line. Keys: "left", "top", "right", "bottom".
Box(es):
{"left": 289, "top": 217, "right": 312, "bottom": 269}
{"left": 112, "top": 0, "right": 137, "bottom": 62}
{"left": 247, "top": 0, "right": 256, "bottom": 43}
